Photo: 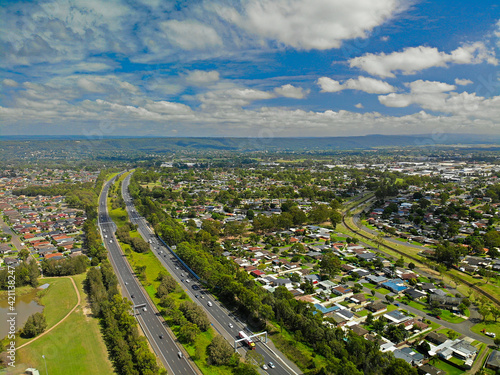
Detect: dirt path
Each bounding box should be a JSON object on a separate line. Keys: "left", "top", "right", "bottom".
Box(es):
{"left": 17, "top": 276, "right": 81, "bottom": 350}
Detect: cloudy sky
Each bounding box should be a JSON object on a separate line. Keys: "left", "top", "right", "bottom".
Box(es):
{"left": 0, "top": 0, "right": 499, "bottom": 138}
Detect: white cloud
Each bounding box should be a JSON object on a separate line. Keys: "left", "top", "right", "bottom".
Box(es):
{"left": 198, "top": 87, "right": 275, "bottom": 109}
{"left": 406, "top": 80, "right": 455, "bottom": 93}
{"left": 161, "top": 20, "right": 223, "bottom": 50}
{"left": 455, "top": 78, "right": 473, "bottom": 86}
{"left": 274, "top": 84, "right": 309, "bottom": 99}
{"left": 355, "top": 103, "right": 364, "bottom": 108}
{"left": 2, "top": 84, "right": 500, "bottom": 137}
{"left": 378, "top": 79, "right": 500, "bottom": 118}
{"left": 379, "top": 80, "right": 455, "bottom": 110}
{"left": 73, "top": 62, "right": 114, "bottom": 72}
{"left": 378, "top": 93, "right": 413, "bottom": 108}
{"left": 216, "top": 0, "right": 403, "bottom": 50}
{"left": 144, "top": 101, "right": 194, "bottom": 115}
{"left": 77, "top": 77, "right": 106, "bottom": 93}
{"left": 2, "top": 79, "right": 18, "bottom": 87}
{"left": 185, "top": 70, "right": 220, "bottom": 86}
{"left": 317, "top": 77, "right": 343, "bottom": 93}
{"left": 350, "top": 43, "right": 498, "bottom": 77}
{"left": 318, "top": 76, "right": 395, "bottom": 94}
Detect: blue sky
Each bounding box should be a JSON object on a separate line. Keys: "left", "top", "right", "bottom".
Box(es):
{"left": 0, "top": 0, "right": 499, "bottom": 137}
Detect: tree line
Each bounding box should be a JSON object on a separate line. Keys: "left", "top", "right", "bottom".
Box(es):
{"left": 85, "top": 264, "right": 162, "bottom": 375}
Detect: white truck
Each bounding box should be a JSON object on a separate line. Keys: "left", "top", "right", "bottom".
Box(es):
{"left": 238, "top": 331, "right": 256, "bottom": 350}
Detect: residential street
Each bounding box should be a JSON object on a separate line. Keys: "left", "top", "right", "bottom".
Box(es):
{"left": 0, "top": 213, "right": 24, "bottom": 251}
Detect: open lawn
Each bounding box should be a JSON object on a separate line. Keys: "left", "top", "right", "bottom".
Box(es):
{"left": 398, "top": 299, "right": 465, "bottom": 324}
{"left": 16, "top": 277, "right": 78, "bottom": 347}
{"left": 430, "top": 358, "right": 464, "bottom": 375}
{"left": 14, "top": 274, "right": 115, "bottom": 375}
{"left": 470, "top": 319, "right": 500, "bottom": 338}
{"left": 437, "top": 328, "right": 460, "bottom": 340}
{"left": 184, "top": 330, "right": 233, "bottom": 375}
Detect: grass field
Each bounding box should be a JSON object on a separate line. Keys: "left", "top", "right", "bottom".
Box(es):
{"left": 398, "top": 299, "right": 465, "bottom": 324}
{"left": 15, "top": 277, "right": 78, "bottom": 347}
{"left": 470, "top": 319, "right": 500, "bottom": 338}
{"left": 14, "top": 274, "right": 115, "bottom": 375}
{"left": 430, "top": 358, "right": 464, "bottom": 375}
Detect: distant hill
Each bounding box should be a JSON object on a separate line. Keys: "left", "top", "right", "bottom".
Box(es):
{"left": 1, "top": 134, "right": 499, "bottom": 160}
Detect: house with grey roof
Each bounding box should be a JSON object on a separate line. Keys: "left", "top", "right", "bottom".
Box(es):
{"left": 486, "top": 350, "right": 500, "bottom": 371}
{"left": 393, "top": 347, "right": 424, "bottom": 366}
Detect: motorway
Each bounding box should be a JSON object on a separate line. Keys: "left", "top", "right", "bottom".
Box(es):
{"left": 121, "top": 173, "right": 302, "bottom": 375}
{"left": 98, "top": 173, "right": 198, "bottom": 375}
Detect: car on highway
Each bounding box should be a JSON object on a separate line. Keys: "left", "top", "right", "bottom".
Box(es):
{"left": 178, "top": 351, "right": 183, "bottom": 358}
{"left": 207, "top": 301, "right": 212, "bottom": 307}
{"left": 109, "top": 240, "right": 113, "bottom": 243}
{"left": 185, "top": 279, "right": 190, "bottom": 283}
{"left": 262, "top": 364, "right": 268, "bottom": 370}
{"left": 159, "top": 335, "right": 163, "bottom": 339}
{"left": 228, "top": 323, "right": 233, "bottom": 328}
{"left": 131, "top": 294, "right": 134, "bottom": 298}
{"left": 268, "top": 362, "right": 275, "bottom": 369}
{"left": 143, "top": 307, "right": 147, "bottom": 312}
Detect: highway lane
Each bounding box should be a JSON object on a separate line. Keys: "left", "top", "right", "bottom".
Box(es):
{"left": 99, "top": 174, "right": 198, "bottom": 375}
{"left": 121, "top": 173, "right": 301, "bottom": 375}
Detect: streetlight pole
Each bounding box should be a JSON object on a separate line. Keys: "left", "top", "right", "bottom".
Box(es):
{"left": 42, "top": 354, "right": 48, "bottom": 375}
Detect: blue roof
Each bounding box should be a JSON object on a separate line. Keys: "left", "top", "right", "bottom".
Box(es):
{"left": 314, "top": 304, "right": 340, "bottom": 314}
{"left": 382, "top": 279, "right": 407, "bottom": 292}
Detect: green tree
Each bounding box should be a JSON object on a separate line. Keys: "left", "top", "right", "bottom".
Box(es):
{"left": 489, "top": 306, "right": 500, "bottom": 322}
{"left": 308, "top": 204, "right": 332, "bottom": 224}
{"left": 245, "top": 350, "right": 265, "bottom": 367}
{"left": 19, "top": 248, "right": 30, "bottom": 261}
{"left": 320, "top": 252, "right": 341, "bottom": 277}
{"left": 21, "top": 312, "right": 47, "bottom": 338}
{"left": 233, "top": 362, "right": 259, "bottom": 375}
{"left": 329, "top": 210, "right": 342, "bottom": 228}
{"left": 207, "top": 335, "right": 234, "bottom": 366}
{"left": 179, "top": 321, "right": 200, "bottom": 344}
{"left": 395, "top": 256, "right": 404, "bottom": 268}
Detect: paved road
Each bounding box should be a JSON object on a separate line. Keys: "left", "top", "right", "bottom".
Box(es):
{"left": 99, "top": 174, "right": 198, "bottom": 375}
{"left": 121, "top": 173, "right": 302, "bottom": 375}
{"left": 0, "top": 214, "right": 24, "bottom": 251}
